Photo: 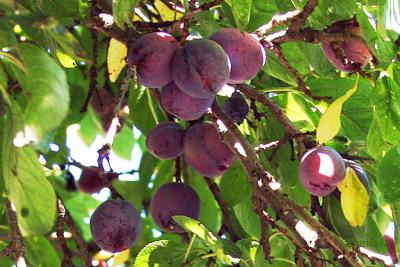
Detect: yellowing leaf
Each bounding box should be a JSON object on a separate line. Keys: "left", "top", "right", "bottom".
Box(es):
{"left": 337, "top": 167, "right": 369, "bottom": 227}
{"left": 112, "top": 249, "right": 130, "bottom": 267}
{"left": 316, "top": 76, "right": 359, "bottom": 144}
{"left": 55, "top": 50, "right": 77, "bottom": 68}
{"left": 153, "top": 0, "right": 184, "bottom": 21}
{"left": 107, "top": 38, "right": 127, "bottom": 82}
{"left": 93, "top": 250, "right": 113, "bottom": 261}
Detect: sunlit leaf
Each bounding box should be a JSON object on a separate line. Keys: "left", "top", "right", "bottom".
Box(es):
{"left": 112, "top": 249, "right": 130, "bottom": 266}
{"left": 55, "top": 50, "right": 77, "bottom": 68}
{"left": 337, "top": 167, "right": 369, "bottom": 227}
{"left": 316, "top": 76, "right": 359, "bottom": 144}
{"left": 107, "top": 38, "right": 127, "bottom": 82}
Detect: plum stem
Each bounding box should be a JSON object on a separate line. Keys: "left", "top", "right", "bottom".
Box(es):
{"left": 182, "top": 234, "right": 196, "bottom": 265}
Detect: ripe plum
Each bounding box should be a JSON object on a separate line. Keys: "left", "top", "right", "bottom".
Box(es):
{"left": 150, "top": 182, "right": 200, "bottom": 233}
{"left": 209, "top": 28, "right": 265, "bottom": 83}
{"left": 171, "top": 39, "right": 230, "bottom": 99}
{"left": 146, "top": 122, "right": 185, "bottom": 160}
{"left": 299, "top": 146, "right": 346, "bottom": 196}
{"left": 90, "top": 199, "right": 141, "bottom": 253}
{"left": 184, "top": 122, "right": 234, "bottom": 177}
{"left": 161, "top": 82, "right": 214, "bottom": 121}
{"left": 128, "top": 32, "right": 179, "bottom": 87}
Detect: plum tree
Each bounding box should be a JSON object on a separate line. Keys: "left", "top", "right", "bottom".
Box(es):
{"left": 223, "top": 91, "right": 249, "bottom": 124}
{"left": 127, "top": 32, "right": 179, "bottom": 88}
{"left": 209, "top": 28, "right": 266, "bottom": 84}
{"left": 150, "top": 182, "right": 200, "bottom": 233}
{"left": 78, "top": 167, "right": 118, "bottom": 194}
{"left": 299, "top": 146, "right": 346, "bottom": 196}
{"left": 171, "top": 39, "right": 230, "bottom": 99}
{"left": 160, "top": 82, "right": 214, "bottom": 121}
{"left": 90, "top": 199, "right": 141, "bottom": 253}
{"left": 146, "top": 121, "right": 185, "bottom": 160}
{"left": 322, "top": 24, "right": 372, "bottom": 72}
{"left": 184, "top": 122, "right": 234, "bottom": 177}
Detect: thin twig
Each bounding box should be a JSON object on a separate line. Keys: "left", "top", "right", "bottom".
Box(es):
{"left": 204, "top": 177, "right": 240, "bottom": 242}
{"left": 56, "top": 199, "right": 74, "bottom": 267}
{"left": 5, "top": 201, "right": 26, "bottom": 267}
{"left": 288, "top": 0, "right": 318, "bottom": 31}
{"left": 57, "top": 196, "right": 93, "bottom": 267}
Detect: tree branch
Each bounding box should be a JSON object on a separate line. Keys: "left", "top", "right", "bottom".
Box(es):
{"left": 5, "top": 201, "right": 26, "bottom": 267}
{"left": 56, "top": 199, "right": 74, "bottom": 267}
{"left": 57, "top": 197, "right": 93, "bottom": 267}
{"left": 210, "top": 101, "right": 361, "bottom": 266}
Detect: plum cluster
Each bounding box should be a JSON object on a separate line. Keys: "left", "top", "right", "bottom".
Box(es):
{"left": 127, "top": 29, "right": 265, "bottom": 121}
{"left": 299, "top": 146, "right": 369, "bottom": 196}
{"left": 146, "top": 121, "right": 234, "bottom": 177}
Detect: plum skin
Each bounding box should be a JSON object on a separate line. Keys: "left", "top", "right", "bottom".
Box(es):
{"left": 161, "top": 82, "right": 214, "bottom": 121}
{"left": 209, "top": 28, "right": 266, "bottom": 84}
{"left": 184, "top": 121, "right": 234, "bottom": 177}
{"left": 223, "top": 91, "right": 249, "bottom": 124}
{"left": 78, "top": 167, "right": 118, "bottom": 194}
{"left": 171, "top": 39, "right": 231, "bottom": 99}
{"left": 150, "top": 182, "right": 200, "bottom": 233}
{"left": 127, "top": 32, "right": 179, "bottom": 88}
{"left": 299, "top": 146, "right": 346, "bottom": 196}
{"left": 146, "top": 121, "right": 185, "bottom": 160}
{"left": 322, "top": 26, "right": 372, "bottom": 72}
{"left": 90, "top": 199, "right": 141, "bottom": 253}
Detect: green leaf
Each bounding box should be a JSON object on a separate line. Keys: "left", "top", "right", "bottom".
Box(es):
{"left": 316, "top": 77, "right": 359, "bottom": 144}
{"left": 220, "top": 161, "right": 252, "bottom": 207}
{"left": 262, "top": 52, "right": 296, "bottom": 86}
{"left": 372, "top": 75, "right": 400, "bottom": 145}
{"left": 4, "top": 147, "right": 56, "bottom": 236}
{"left": 233, "top": 197, "right": 261, "bottom": 239}
{"left": 0, "top": 23, "right": 16, "bottom": 48}
{"left": 308, "top": 0, "right": 357, "bottom": 29}
{"left": 112, "top": 125, "right": 135, "bottom": 160}
{"left": 173, "top": 215, "right": 240, "bottom": 265}
{"left": 337, "top": 167, "right": 370, "bottom": 227}
{"left": 134, "top": 239, "right": 188, "bottom": 267}
{"left": 112, "top": 0, "right": 139, "bottom": 29}
{"left": 367, "top": 117, "right": 392, "bottom": 159}
{"left": 25, "top": 236, "right": 61, "bottom": 267}
{"left": 230, "top": 0, "right": 253, "bottom": 30}
{"left": 377, "top": 146, "right": 400, "bottom": 203}
{"left": 188, "top": 173, "right": 222, "bottom": 234}
{"left": 112, "top": 180, "right": 144, "bottom": 211}
{"left": 134, "top": 240, "right": 169, "bottom": 267}
{"left": 14, "top": 44, "right": 70, "bottom": 140}
{"left": 296, "top": 42, "right": 336, "bottom": 77}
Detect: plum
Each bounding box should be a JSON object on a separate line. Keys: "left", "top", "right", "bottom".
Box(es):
{"left": 322, "top": 26, "right": 372, "bottom": 72}
{"left": 78, "top": 167, "right": 118, "bottom": 194}
{"left": 150, "top": 182, "right": 200, "bottom": 233}
{"left": 171, "top": 39, "right": 230, "bottom": 99}
{"left": 299, "top": 146, "right": 346, "bottom": 196}
{"left": 184, "top": 122, "right": 234, "bottom": 177}
{"left": 127, "top": 32, "right": 179, "bottom": 88}
{"left": 146, "top": 121, "right": 185, "bottom": 160}
{"left": 223, "top": 91, "right": 249, "bottom": 124}
{"left": 161, "top": 82, "right": 214, "bottom": 121}
{"left": 209, "top": 28, "right": 266, "bottom": 83}
{"left": 90, "top": 199, "right": 141, "bottom": 253}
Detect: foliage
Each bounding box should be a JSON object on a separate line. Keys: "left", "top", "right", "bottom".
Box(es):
{"left": 0, "top": 0, "right": 399, "bottom": 267}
